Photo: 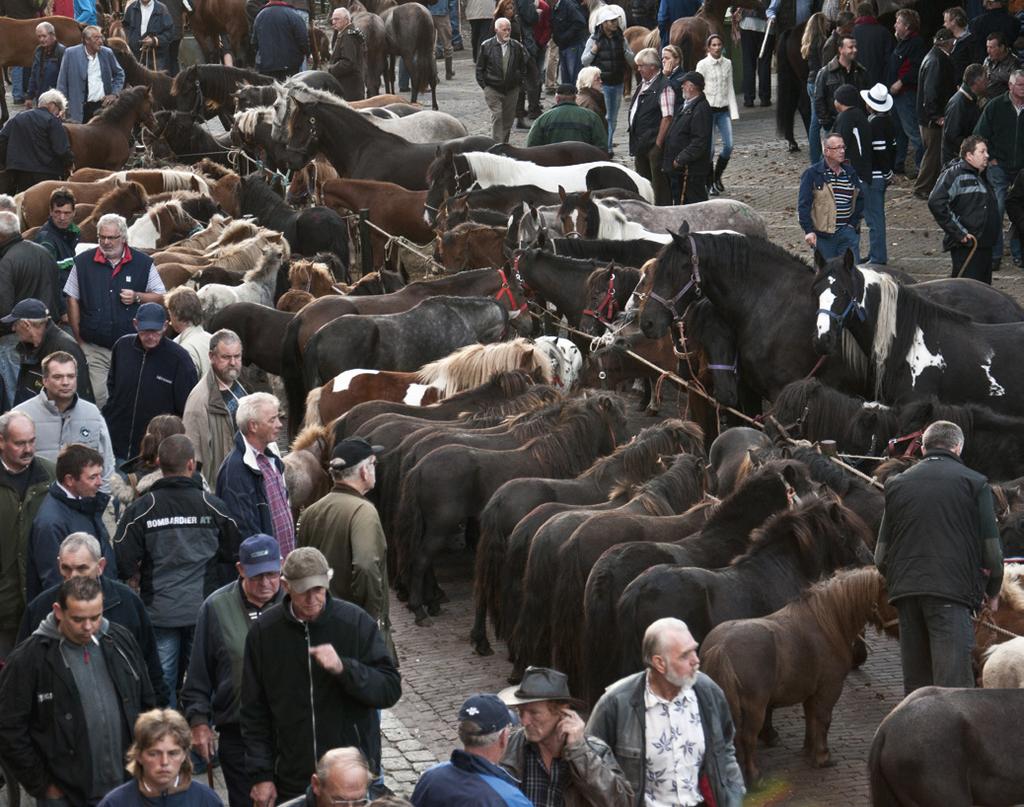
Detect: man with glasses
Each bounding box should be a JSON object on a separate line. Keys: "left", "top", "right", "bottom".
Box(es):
{"left": 798, "top": 132, "right": 865, "bottom": 261}
{"left": 184, "top": 329, "right": 247, "bottom": 486}
{"left": 65, "top": 213, "right": 166, "bottom": 408}
{"left": 280, "top": 747, "right": 374, "bottom": 807}
{"left": 296, "top": 438, "right": 394, "bottom": 660}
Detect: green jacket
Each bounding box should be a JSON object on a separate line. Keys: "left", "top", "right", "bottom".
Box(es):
{"left": 526, "top": 100, "right": 607, "bottom": 150}
{"left": 296, "top": 484, "right": 394, "bottom": 660}
{"left": 0, "top": 457, "right": 56, "bottom": 631}
{"left": 974, "top": 92, "right": 1024, "bottom": 172}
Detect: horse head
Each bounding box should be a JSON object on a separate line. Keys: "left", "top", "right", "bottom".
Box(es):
{"left": 811, "top": 248, "right": 866, "bottom": 357}
{"left": 639, "top": 221, "right": 702, "bottom": 339}
{"left": 682, "top": 297, "right": 739, "bottom": 409}
{"left": 580, "top": 263, "right": 621, "bottom": 337}
{"left": 512, "top": 203, "right": 545, "bottom": 253}
{"left": 282, "top": 100, "right": 319, "bottom": 171}
{"left": 557, "top": 188, "right": 597, "bottom": 239}
{"left": 424, "top": 147, "right": 459, "bottom": 227}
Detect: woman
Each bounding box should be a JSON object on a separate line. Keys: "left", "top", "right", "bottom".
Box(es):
{"left": 661, "top": 44, "right": 685, "bottom": 108}
{"left": 581, "top": 5, "right": 634, "bottom": 155}
{"left": 98, "top": 710, "right": 222, "bottom": 807}
{"left": 465, "top": 0, "right": 497, "bottom": 61}
{"left": 801, "top": 12, "right": 831, "bottom": 164}
{"left": 696, "top": 33, "right": 738, "bottom": 196}
{"left": 113, "top": 415, "right": 207, "bottom": 505}
{"left": 576, "top": 64, "right": 608, "bottom": 132}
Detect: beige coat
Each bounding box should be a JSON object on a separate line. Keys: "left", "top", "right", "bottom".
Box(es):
{"left": 183, "top": 369, "right": 242, "bottom": 486}
{"left": 174, "top": 324, "right": 212, "bottom": 379}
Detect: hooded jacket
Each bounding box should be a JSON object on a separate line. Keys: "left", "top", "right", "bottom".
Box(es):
{"left": 0, "top": 615, "right": 156, "bottom": 807}
{"left": 241, "top": 593, "right": 401, "bottom": 797}
{"left": 0, "top": 457, "right": 55, "bottom": 631}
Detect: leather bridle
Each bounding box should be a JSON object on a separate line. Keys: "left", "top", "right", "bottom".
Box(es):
{"left": 647, "top": 234, "right": 701, "bottom": 322}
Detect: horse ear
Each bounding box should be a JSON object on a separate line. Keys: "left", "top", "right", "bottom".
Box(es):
{"left": 676, "top": 221, "right": 690, "bottom": 237}
{"left": 558, "top": 185, "right": 567, "bottom": 202}
{"left": 581, "top": 190, "right": 591, "bottom": 203}
{"left": 813, "top": 249, "right": 828, "bottom": 271}
{"left": 518, "top": 347, "right": 534, "bottom": 367}
{"left": 781, "top": 463, "right": 801, "bottom": 490}
{"left": 842, "top": 248, "right": 856, "bottom": 272}
{"left": 669, "top": 229, "right": 689, "bottom": 251}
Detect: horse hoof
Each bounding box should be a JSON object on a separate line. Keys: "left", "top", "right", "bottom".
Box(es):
{"left": 427, "top": 601, "right": 442, "bottom": 617}
{"left": 788, "top": 141, "right": 800, "bottom": 153}
{"left": 396, "top": 587, "right": 409, "bottom": 602}
{"left": 473, "top": 641, "right": 494, "bottom": 657}
{"left": 506, "top": 670, "right": 523, "bottom": 685}
{"left": 435, "top": 589, "right": 450, "bottom": 605}
{"left": 414, "top": 608, "right": 433, "bottom": 627}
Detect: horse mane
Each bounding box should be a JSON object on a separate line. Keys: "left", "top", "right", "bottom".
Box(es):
{"left": 207, "top": 219, "right": 260, "bottom": 251}
{"left": 582, "top": 418, "right": 704, "bottom": 482}
{"left": 91, "top": 85, "right": 148, "bottom": 124}
{"left": 584, "top": 264, "right": 641, "bottom": 304}
{"left": 233, "top": 106, "right": 274, "bottom": 137}
{"left": 462, "top": 385, "right": 562, "bottom": 422}
{"left": 173, "top": 64, "right": 273, "bottom": 100}
{"left": 522, "top": 393, "right": 624, "bottom": 476}
{"left": 784, "top": 445, "right": 857, "bottom": 496}
{"left": 872, "top": 456, "right": 917, "bottom": 482}
{"left": 283, "top": 82, "right": 352, "bottom": 110}
{"left": 415, "top": 339, "right": 554, "bottom": 398}
{"left": 463, "top": 153, "right": 534, "bottom": 187}
{"left": 734, "top": 497, "right": 858, "bottom": 572}
{"left": 292, "top": 423, "right": 328, "bottom": 453}
{"left": 621, "top": 453, "right": 705, "bottom": 516}
{"left": 798, "top": 567, "right": 885, "bottom": 652}
{"left": 195, "top": 159, "right": 236, "bottom": 181}
{"left": 439, "top": 369, "right": 537, "bottom": 405}
{"left": 92, "top": 180, "right": 148, "bottom": 213}
{"left": 148, "top": 200, "right": 195, "bottom": 234}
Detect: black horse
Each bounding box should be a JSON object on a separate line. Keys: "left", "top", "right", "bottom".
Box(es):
{"left": 512, "top": 249, "right": 607, "bottom": 343}
{"left": 171, "top": 64, "right": 275, "bottom": 124}
{"left": 147, "top": 111, "right": 232, "bottom": 166}
{"left": 381, "top": 3, "right": 437, "bottom": 109}
{"left": 208, "top": 302, "right": 292, "bottom": 376}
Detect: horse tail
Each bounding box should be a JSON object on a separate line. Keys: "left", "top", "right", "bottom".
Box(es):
{"left": 615, "top": 576, "right": 649, "bottom": 679}
{"left": 867, "top": 724, "right": 901, "bottom": 807}
{"left": 775, "top": 28, "right": 800, "bottom": 143}
{"left": 474, "top": 498, "right": 512, "bottom": 645}
{"left": 582, "top": 552, "right": 626, "bottom": 704}
{"left": 281, "top": 314, "right": 308, "bottom": 440}
{"left": 510, "top": 530, "right": 565, "bottom": 672}
{"left": 550, "top": 537, "right": 590, "bottom": 695}
{"left": 679, "top": 30, "right": 693, "bottom": 71}
{"left": 302, "top": 387, "right": 323, "bottom": 428}
{"left": 376, "top": 446, "right": 407, "bottom": 542}
{"left": 392, "top": 465, "right": 426, "bottom": 598}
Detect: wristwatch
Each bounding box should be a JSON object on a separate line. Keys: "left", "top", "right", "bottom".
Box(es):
{"left": 134, "top": 294, "right": 141, "bottom": 305}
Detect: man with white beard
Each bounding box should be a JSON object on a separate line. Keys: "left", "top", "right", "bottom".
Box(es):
{"left": 586, "top": 618, "right": 745, "bottom": 807}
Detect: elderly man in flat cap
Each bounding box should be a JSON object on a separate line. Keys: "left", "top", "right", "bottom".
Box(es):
{"left": 662, "top": 70, "right": 713, "bottom": 204}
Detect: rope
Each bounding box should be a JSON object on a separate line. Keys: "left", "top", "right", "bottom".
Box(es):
{"left": 973, "top": 614, "right": 1022, "bottom": 640}
{"left": 361, "top": 218, "right": 447, "bottom": 274}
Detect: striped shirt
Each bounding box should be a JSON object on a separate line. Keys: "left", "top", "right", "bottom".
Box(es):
{"left": 826, "top": 167, "right": 856, "bottom": 226}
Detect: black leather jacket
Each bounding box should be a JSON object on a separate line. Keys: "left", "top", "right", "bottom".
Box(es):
{"left": 917, "top": 45, "right": 956, "bottom": 127}
{"left": 475, "top": 35, "right": 528, "bottom": 92}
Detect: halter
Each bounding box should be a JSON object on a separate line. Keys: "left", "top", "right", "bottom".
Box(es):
{"left": 887, "top": 429, "right": 923, "bottom": 458}
{"left": 582, "top": 273, "right": 619, "bottom": 325}
{"left": 817, "top": 295, "right": 866, "bottom": 332}
{"left": 647, "top": 235, "right": 701, "bottom": 321}
{"left": 493, "top": 268, "right": 527, "bottom": 315}
{"left": 511, "top": 253, "right": 534, "bottom": 298}
{"left": 707, "top": 354, "right": 738, "bottom": 374}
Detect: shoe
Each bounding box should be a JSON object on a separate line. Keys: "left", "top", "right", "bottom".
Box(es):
{"left": 712, "top": 155, "right": 729, "bottom": 194}
{"left": 759, "top": 99, "right": 772, "bottom": 107}
{"left": 708, "top": 183, "right": 720, "bottom": 197}
{"left": 516, "top": 117, "right": 530, "bottom": 130}
{"left": 528, "top": 108, "right": 542, "bottom": 119}
{"left": 399, "top": 85, "right": 410, "bottom": 92}
{"left": 743, "top": 100, "right": 754, "bottom": 108}
{"left": 788, "top": 141, "right": 800, "bottom": 153}
{"left": 992, "top": 259, "right": 1003, "bottom": 273}
{"left": 453, "top": 42, "right": 464, "bottom": 51}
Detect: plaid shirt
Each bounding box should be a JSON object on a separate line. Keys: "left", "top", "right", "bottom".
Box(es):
{"left": 520, "top": 742, "right": 567, "bottom": 807}
{"left": 256, "top": 451, "right": 295, "bottom": 556}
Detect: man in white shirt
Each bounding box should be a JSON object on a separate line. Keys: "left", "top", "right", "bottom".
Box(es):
{"left": 55, "top": 27, "right": 124, "bottom": 123}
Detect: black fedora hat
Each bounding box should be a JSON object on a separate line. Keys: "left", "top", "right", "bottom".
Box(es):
{"left": 498, "top": 666, "right": 584, "bottom": 708}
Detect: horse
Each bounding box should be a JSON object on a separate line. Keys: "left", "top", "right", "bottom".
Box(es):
{"left": 512, "top": 248, "right": 610, "bottom": 341}
{"left": 395, "top": 393, "right": 629, "bottom": 624}
{"left": 173, "top": 64, "right": 274, "bottom": 126}
{"left": 64, "top": 86, "right": 156, "bottom": 170}
{"left": 579, "top": 266, "right": 642, "bottom": 336}
{"left": 74, "top": 180, "right": 150, "bottom": 241}
{"left": 207, "top": 302, "right": 293, "bottom": 375}
{"left": 106, "top": 37, "right": 174, "bottom": 111}
{"left": 532, "top": 336, "right": 583, "bottom": 390}
{"left": 868, "top": 687, "right": 1024, "bottom": 806}
{"left": 436, "top": 223, "right": 507, "bottom": 272}
{"left": 813, "top": 250, "right": 1024, "bottom": 413}
{"left": 487, "top": 141, "right": 611, "bottom": 166}
{"left": 982, "top": 636, "right": 1024, "bottom": 688}
{"left": 380, "top": 3, "right": 437, "bottom": 109}
{"left": 580, "top": 322, "right": 679, "bottom": 415}
{"left": 126, "top": 201, "right": 202, "bottom": 250}
{"left": 668, "top": 0, "right": 761, "bottom": 69}
{"left": 188, "top": 0, "right": 251, "bottom": 67}
{"left": 701, "top": 567, "right": 894, "bottom": 785}
{"left": 0, "top": 15, "right": 83, "bottom": 124}
{"left": 144, "top": 111, "right": 232, "bottom": 166}
{"left": 470, "top": 419, "right": 705, "bottom": 655}
{"left": 197, "top": 242, "right": 289, "bottom": 322}
{"left": 367, "top": 109, "right": 469, "bottom": 142}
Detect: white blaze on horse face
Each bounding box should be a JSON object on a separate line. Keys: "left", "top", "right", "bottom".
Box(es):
{"left": 403, "top": 384, "right": 432, "bottom": 406}
{"left": 332, "top": 368, "right": 379, "bottom": 392}
{"left": 127, "top": 214, "right": 160, "bottom": 250}
{"left": 906, "top": 326, "right": 946, "bottom": 388}
{"left": 982, "top": 352, "right": 1006, "bottom": 396}
{"left": 569, "top": 208, "right": 580, "bottom": 236}
{"left": 816, "top": 285, "right": 838, "bottom": 339}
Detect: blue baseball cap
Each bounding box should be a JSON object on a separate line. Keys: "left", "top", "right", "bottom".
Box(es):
{"left": 1, "top": 298, "right": 48, "bottom": 324}
{"left": 239, "top": 534, "right": 282, "bottom": 576}
{"left": 135, "top": 302, "right": 167, "bottom": 331}
{"left": 458, "top": 694, "right": 513, "bottom": 734}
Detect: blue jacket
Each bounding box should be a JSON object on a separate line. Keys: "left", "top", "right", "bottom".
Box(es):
{"left": 27, "top": 43, "right": 65, "bottom": 103}
{"left": 551, "top": 0, "right": 589, "bottom": 48}
{"left": 123, "top": 0, "right": 177, "bottom": 72}
{"left": 797, "top": 159, "right": 865, "bottom": 235}
{"left": 657, "top": 0, "right": 700, "bottom": 48}
{"left": 26, "top": 483, "right": 117, "bottom": 601}
{"left": 102, "top": 334, "right": 197, "bottom": 460}
{"left": 251, "top": 1, "right": 308, "bottom": 73}
{"left": 56, "top": 44, "right": 125, "bottom": 123}
{"left": 411, "top": 749, "right": 532, "bottom": 807}
{"left": 216, "top": 431, "right": 286, "bottom": 539}
{"left": 426, "top": 0, "right": 450, "bottom": 16}
{"left": 71, "top": 246, "right": 153, "bottom": 349}
{"left": 74, "top": 0, "right": 98, "bottom": 24}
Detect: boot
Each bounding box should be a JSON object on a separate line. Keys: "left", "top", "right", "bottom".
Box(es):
{"left": 444, "top": 56, "right": 455, "bottom": 80}
{"left": 712, "top": 155, "right": 730, "bottom": 195}
{"left": 516, "top": 117, "right": 531, "bottom": 130}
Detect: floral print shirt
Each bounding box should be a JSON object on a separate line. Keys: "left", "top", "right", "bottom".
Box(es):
{"left": 643, "top": 676, "right": 705, "bottom": 806}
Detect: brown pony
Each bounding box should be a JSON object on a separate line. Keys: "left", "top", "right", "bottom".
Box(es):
{"left": 700, "top": 567, "right": 897, "bottom": 785}
{"left": 282, "top": 434, "right": 331, "bottom": 520}
{"left": 65, "top": 86, "right": 156, "bottom": 170}
{"left": 436, "top": 223, "right": 507, "bottom": 271}
{"left": 286, "top": 157, "right": 341, "bottom": 207}
{"left": 581, "top": 323, "right": 681, "bottom": 415}
{"left": 106, "top": 37, "right": 174, "bottom": 110}
{"left": 276, "top": 290, "right": 315, "bottom": 312}
{"left": 76, "top": 181, "right": 150, "bottom": 241}
{"left": 669, "top": 0, "right": 760, "bottom": 69}
{"left": 189, "top": 0, "right": 251, "bottom": 66}
{"left": 287, "top": 258, "right": 340, "bottom": 298}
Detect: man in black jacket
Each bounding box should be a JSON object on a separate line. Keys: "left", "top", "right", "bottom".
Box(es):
{"left": 945, "top": 7, "right": 981, "bottom": 79}
{"left": 476, "top": 17, "right": 529, "bottom": 142}
{"left": 662, "top": 70, "right": 712, "bottom": 204}
{"left": 242, "top": 547, "right": 401, "bottom": 805}
{"left": 628, "top": 48, "right": 673, "bottom": 205}
{"left": 33, "top": 187, "right": 79, "bottom": 319}
{"left": 0, "top": 575, "right": 156, "bottom": 806}
{"left": 814, "top": 35, "right": 869, "bottom": 132}
{"left": 832, "top": 83, "right": 872, "bottom": 186}
{"left": 884, "top": 8, "right": 926, "bottom": 176}
{"left": 914, "top": 27, "right": 957, "bottom": 198}
{"left": 970, "top": 0, "right": 1020, "bottom": 57}
{"left": 942, "top": 63, "right": 987, "bottom": 166}
{"left": 328, "top": 7, "right": 366, "bottom": 101}
{"left": 0, "top": 89, "right": 73, "bottom": 193}
{"left": 852, "top": 1, "right": 894, "bottom": 87}
{"left": 875, "top": 420, "right": 1003, "bottom": 695}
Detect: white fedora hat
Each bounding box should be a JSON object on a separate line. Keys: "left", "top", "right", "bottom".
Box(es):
{"left": 861, "top": 82, "right": 893, "bottom": 113}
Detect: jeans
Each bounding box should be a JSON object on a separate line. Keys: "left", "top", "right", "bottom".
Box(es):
{"left": 602, "top": 83, "right": 624, "bottom": 152}
{"left": 449, "top": 0, "right": 462, "bottom": 46}
{"left": 985, "top": 162, "right": 1021, "bottom": 263}
{"left": 709, "top": 109, "right": 733, "bottom": 161}
{"left": 891, "top": 91, "right": 922, "bottom": 171}
{"left": 806, "top": 80, "right": 821, "bottom": 165}
{"left": 862, "top": 176, "right": 888, "bottom": 264}
{"left": 814, "top": 223, "right": 861, "bottom": 262}
{"left": 11, "top": 66, "right": 26, "bottom": 102}
{"left": 154, "top": 625, "right": 195, "bottom": 709}
{"left": 896, "top": 595, "right": 975, "bottom": 696}
{"left": 559, "top": 43, "right": 584, "bottom": 85}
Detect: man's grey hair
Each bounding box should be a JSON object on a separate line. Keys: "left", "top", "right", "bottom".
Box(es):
{"left": 922, "top": 420, "right": 964, "bottom": 453}
{"left": 0, "top": 195, "right": 15, "bottom": 213}
{"left": 236, "top": 392, "right": 279, "bottom": 433}
{"left": 315, "top": 747, "right": 371, "bottom": 785}
{"left": 38, "top": 89, "right": 67, "bottom": 112}
{"left": 642, "top": 617, "right": 691, "bottom": 667}
{"left": 209, "top": 328, "right": 241, "bottom": 353}
{"left": 494, "top": 16, "right": 510, "bottom": 30}
{"left": 0, "top": 410, "right": 34, "bottom": 439}
{"left": 458, "top": 721, "right": 506, "bottom": 748}
{"left": 0, "top": 212, "right": 19, "bottom": 239}
{"left": 331, "top": 456, "right": 371, "bottom": 483}
{"left": 1011, "top": 68, "right": 1024, "bottom": 85}
{"left": 82, "top": 24, "right": 101, "bottom": 38}
{"left": 332, "top": 6, "right": 351, "bottom": 21}
{"left": 635, "top": 47, "right": 660, "bottom": 67}
{"left": 36, "top": 20, "right": 55, "bottom": 35}
{"left": 97, "top": 213, "right": 128, "bottom": 238}
{"left": 59, "top": 532, "right": 103, "bottom": 562}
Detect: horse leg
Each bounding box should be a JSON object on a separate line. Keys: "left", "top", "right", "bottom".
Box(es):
{"left": 739, "top": 701, "right": 765, "bottom": 787}
{"left": 803, "top": 683, "right": 842, "bottom": 768}
{"left": 470, "top": 598, "right": 494, "bottom": 656}
{"left": 429, "top": 64, "right": 438, "bottom": 111}
{"left": 759, "top": 706, "right": 780, "bottom": 747}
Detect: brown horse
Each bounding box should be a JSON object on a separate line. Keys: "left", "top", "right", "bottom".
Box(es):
{"left": 106, "top": 36, "right": 174, "bottom": 110}
{"left": 0, "top": 15, "right": 83, "bottom": 123}
{"left": 188, "top": 0, "right": 251, "bottom": 66}
{"left": 286, "top": 157, "right": 341, "bottom": 207}
{"left": 76, "top": 181, "right": 149, "bottom": 241}
{"left": 287, "top": 258, "right": 340, "bottom": 298}
{"left": 65, "top": 86, "right": 156, "bottom": 170}
{"left": 623, "top": 26, "right": 660, "bottom": 96}
{"left": 436, "top": 223, "right": 507, "bottom": 272}
{"left": 669, "top": 0, "right": 760, "bottom": 69}
{"left": 276, "top": 290, "right": 315, "bottom": 312}
{"left": 700, "top": 567, "right": 897, "bottom": 785}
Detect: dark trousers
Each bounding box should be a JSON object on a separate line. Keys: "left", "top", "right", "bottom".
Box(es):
{"left": 6, "top": 170, "right": 60, "bottom": 194}
{"left": 668, "top": 169, "right": 710, "bottom": 205}
{"left": 914, "top": 124, "right": 943, "bottom": 195}
{"left": 82, "top": 100, "right": 103, "bottom": 123}
{"left": 470, "top": 18, "right": 490, "bottom": 61}
{"left": 217, "top": 724, "right": 251, "bottom": 807}
{"left": 635, "top": 146, "right": 670, "bottom": 205}
{"left": 740, "top": 28, "right": 772, "bottom": 104}
{"left": 951, "top": 242, "right": 993, "bottom": 284}
{"left": 517, "top": 48, "right": 543, "bottom": 116}
{"left": 896, "top": 594, "right": 976, "bottom": 696}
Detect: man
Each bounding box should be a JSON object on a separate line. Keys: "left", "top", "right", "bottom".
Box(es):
{"left": 735, "top": 5, "right": 772, "bottom": 108}
{"left": 181, "top": 533, "right": 285, "bottom": 807}
{"left": 102, "top": 302, "right": 197, "bottom": 462}
{"left": 814, "top": 34, "right": 869, "bottom": 134}
{"left": 943, "top": 62, "right": 988, "bottom": 166}
{"left": 297, "top": 438, "right": 393, "bottom": 658}
{"left": 627, "top": 49, "right": 674, "bottom": 206}
{"left": 0, "top": 89, "right": 73, "bottom": 194}
{"left": 428, "top": 0, "right": 456, "bottom": 82}
{"left": 412, "top": 693, "right": 532, "bottom": 806}
{"left": 970, "top": 0, "right": 1020, "bottom": 56}
{"left": 242, "top": 546, "right": 401, "bottom": 803}
{"left": 0, "top": 576, "right": 156, "bottom": 806}
{"left": 166, "top": 287, "right": 211, "bottom": 378}
{"left": 551, "top": 0, "right": 589, "bottom": 85}
{"left": 280, "top": 748, "right": 374, "bottom": 807}
{"left": 216, "top": 392, "right": 294, "bottom": 552}
{"left": 656, "top": 0, "right": 698, "bottom": 49}
{"left": 861, "top": 82, "right": 897, "bottom": 265}
{"left": 662, "top": 70, "right": 712, "bottom": 204}
{"left": 498, "top": 666, "right": 634, "bottom": 806}
{"left": 477, "top": 18, "right": 529, "bottom": 143}
{"left": 6, "top": 304, "right": 93, "bottom": 406}
{"left": 982, "top": 32, "right": 1020, "bottom": 100}
{"left": 914, "top": 27, "right": 957, "bottom": 199}
{"left": 875, "top": 420, "right": 1003, "bottom": 694}
{"left": 0, "top": 411, "right": 54, "bottom": 657}
{"left": 928, "top": 134, "right": 1002, "bottom": 282}
{"left": 586, "top": 617, "right": 745, "bottom": 807}
{"left": 113, "top": 433, "right": 241, "bottom": 707}
{"left": 945, "top": 7, "right": 980, "bottom": 79}
{"left": 65, "top": 213, "right": 166, "bottom": 408}
{"left": 123, "top": 0, "right": 177, "bottom": 72}
{"left": 798, "top": 132, "right": 865, "bottom": 261}
{"left": 884, "top": 8, "right": 926, "bottom": 176}
{"left": 832, "top": 84, "right": 872, "bottom": 191}
{"left": 529, "top": 82, "right": 606, "bottom": 148}
{"left": 183, "top": 328, "right": 246, "bottom": 486}
{"left": 25, "top": 22, "right": 67, "bottom": 108}
{"left": 16, "top": 531, "right": 168, "bottom": 707}
{"left": 33, "top": 187, "right": 80, "bottom": 316}
{"left": 56, "top": 26, "right": 125, "bottom": 124}
{"left": 852, "top": 1, "right": 894, "bottom": 87}
{"left": 251, "top": 0, "right": 308, "bottom": 81}
{"left": 328, "top": 7, "right": 366, "bottom": 101}
{"left": 973, "top": 68, "right": 1024, "bottom": 270}
{"left": 26, "top": 443, "right": 116, "bottom": 599}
